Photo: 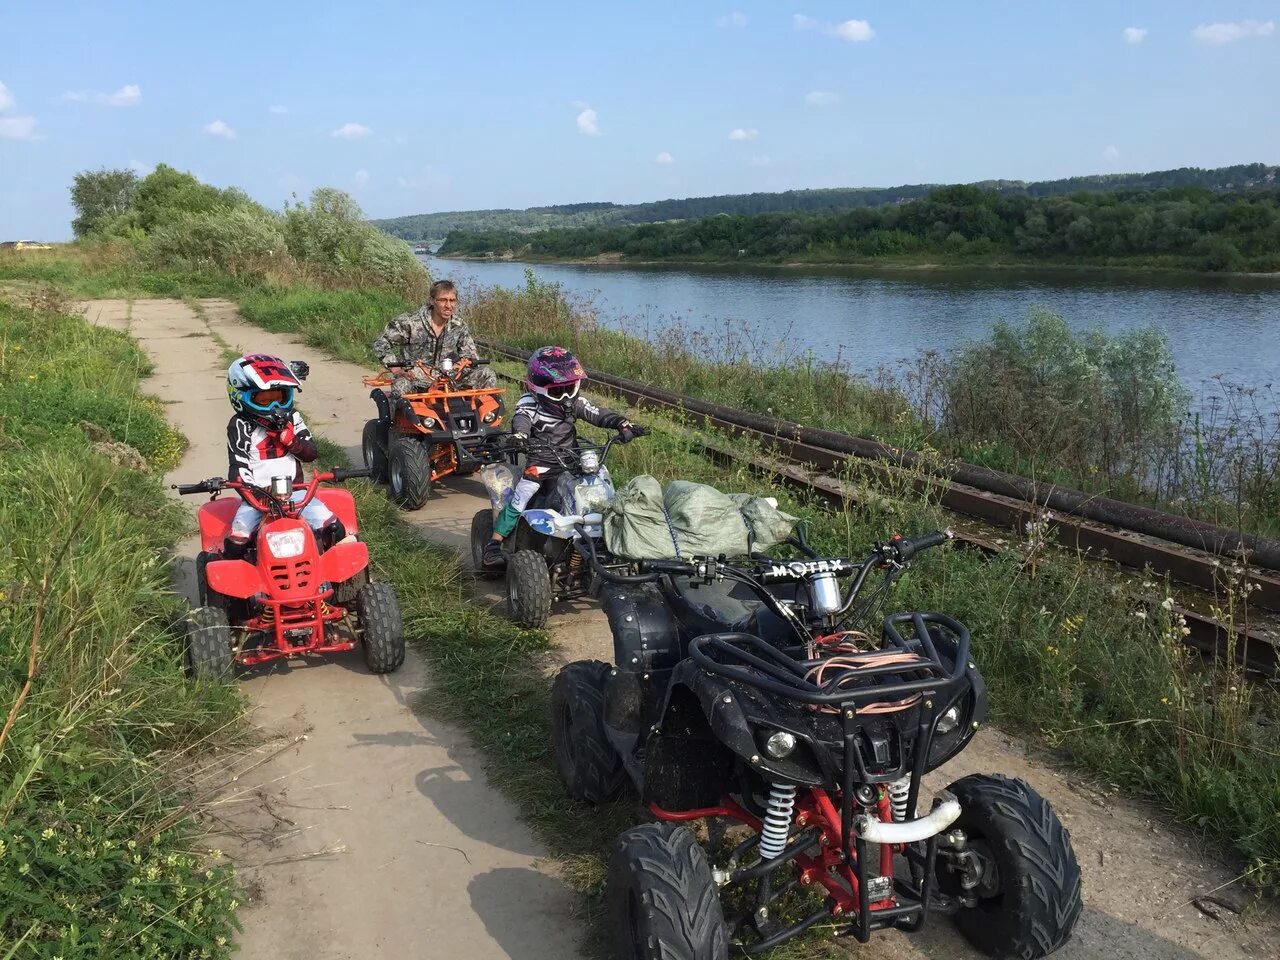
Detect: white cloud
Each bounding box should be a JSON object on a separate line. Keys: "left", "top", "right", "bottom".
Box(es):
{"left": 332, "top": 121, "right": 372, "bottom": 139}
{"left": 831, "top": 19, "right": 874, "bottom": 42}
{"left": 1122, "top": 27, "right": 1147, "bottom": 44}
{"left": 729, "top": 127, "right": 759, "bottom": 141}
{"left": 268, "top": 104, "right": 288, "bottom": 115}
{"left": 805, "top": 90, "right": 839, "bottom": 106}
{"left": 0, "top": 116, "right": 37, "bottom": 140}
{"left": 1192, "top": 20, "right": 1274, "bottom": 44}
{"left": 655, "top": 151, "right": 675, "bottom": 164}
{"left": 1102, "top": 145, "right": 1120, "bottom": 163}
{"left": 64, "top": 83, "right": 142, "bottom": 107}
{"left": 793, "top": 14, "right": 819, "bottom": 30}
{"left": 203, "top": 120, "right": 236, "bottom": 140}
{"left": 354, "top": 168, "right": 369, "bottom": 188}
{"left": 0, "top": 81, "right": 13, "bottom": 111}
{"left": 576, "top": 107, "right": 600, "bottom": 136}
{"left": 717, "top": 11, "right": 747, "bottom": 28}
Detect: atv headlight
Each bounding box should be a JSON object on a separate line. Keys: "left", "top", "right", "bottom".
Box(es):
{"left": 764, "top": 730, "right": 797, "bottom": 759}
{"left": 936, "top": 705, "right": 960, "bottom": 734}
{"left": 420, "top": 416, "right": 436, "bottom": 428}
{"left": 482, "top": 410, "right": 498, "bottom": 424}
{"left": 579, "top": 450, "right": 601, "bottom": 474}
{"left": 265, "top": 529, "right": 306, "bottom": 558}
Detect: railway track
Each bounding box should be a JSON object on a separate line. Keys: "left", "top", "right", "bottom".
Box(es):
{"left": 481, "top": 340, "right": 1279, "bottom": 674}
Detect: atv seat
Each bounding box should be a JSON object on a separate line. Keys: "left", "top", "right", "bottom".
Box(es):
{"left": 661, "top": 576, "right": 765, "bottom": 633}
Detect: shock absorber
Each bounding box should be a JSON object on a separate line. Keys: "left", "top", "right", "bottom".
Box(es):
{"left": 757, "top": 783, "right": 798, "bottom": 861}
{"left": 887, "top": 776, "right": 911, "bottom": 822}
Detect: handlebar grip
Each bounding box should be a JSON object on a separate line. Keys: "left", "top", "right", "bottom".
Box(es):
{"left": 174, "top": 483, "right": 206, "bottom": 495}
{"left": 641, "top": 559, "right": 695, "bottom": 574}
{"left": 474, "top": 358, "right": 491, "bottom": 366}
{"left": 331, "top": 466, "right": 372, "bottom": 482}
{"left": 892, "top": 529, "right": 952, "bottom": 561}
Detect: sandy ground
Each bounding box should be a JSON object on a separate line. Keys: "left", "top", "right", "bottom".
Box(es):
{"left": 82, "top": 296, "right": 1279, "bottom": 960}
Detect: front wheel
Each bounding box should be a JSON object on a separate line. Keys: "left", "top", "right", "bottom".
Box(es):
{"left": 362, "top": 419, "right": 389, "bottom": 483}
{"left": 357, "top": 581, "right": 405, "bottom": 674}
{"left": 506, "top": 549, "right": 552, "bottom": 627}
{"left": 608, "top": 822, "right": 728, "bottom": 960}
{"left": 185, "top": 606, "right": 234, "bottom": 681}
{"left": 942, "top": 774, "right": 1083, "bottom": 959}
{"left": 551, "top": 661, "right": 624, "bottom": 803}
{"left": 388, "top": 436, "right": 432, "bottom": 509}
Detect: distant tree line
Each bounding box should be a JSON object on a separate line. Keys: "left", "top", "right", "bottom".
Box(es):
{"left": 437, "top": 183, "right": 1280, "bottom": 272}
{"left": 376, "top": 163, "right": 1276, "bottom": 243}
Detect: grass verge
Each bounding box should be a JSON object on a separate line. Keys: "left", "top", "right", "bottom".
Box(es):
{"left": 0, "top": 296, "right": 244, "bottom": 958}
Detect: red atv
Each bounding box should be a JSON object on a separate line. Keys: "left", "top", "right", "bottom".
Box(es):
{"left": 175, "top": 466, "right": 404, "bottom": 679}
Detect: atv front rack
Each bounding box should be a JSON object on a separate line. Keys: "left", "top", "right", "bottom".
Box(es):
{"left": 684, "top": 613, "right": 972, "bottom": 947}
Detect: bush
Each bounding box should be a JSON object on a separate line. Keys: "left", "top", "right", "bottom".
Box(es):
{"left": 283, "top": 189, "right": 425, "bottom": 294}
{"left": 149, "top": 206, "right": 290, "bottom": 278}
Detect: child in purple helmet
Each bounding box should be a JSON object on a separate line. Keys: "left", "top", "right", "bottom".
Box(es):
{"left": 482, "top": 346, "right": 645, "bottom": 567}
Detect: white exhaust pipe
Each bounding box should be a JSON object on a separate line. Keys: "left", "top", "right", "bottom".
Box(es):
{"left": 853, "top": 796, "right": 961, "bottom": 845}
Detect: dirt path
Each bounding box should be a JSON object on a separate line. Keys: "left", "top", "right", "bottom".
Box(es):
{"left": 84, "top": 297, "right": 1278, "bottom": 960}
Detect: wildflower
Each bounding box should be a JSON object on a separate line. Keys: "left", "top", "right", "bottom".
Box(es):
{"left": 1134, "top": 610, "right": 1147, "bottom": 620}
{"left": 18, "top": 862, "right": 29, "bottom": 875}
{"left": 1160, "top": 697, "right": 1170, "bottom": 705}
{"left": 1161, "top": 597, "right": 1174, "bottom": 611}
{"left": 41, "top": 828, "right": 55, "bottom": 841}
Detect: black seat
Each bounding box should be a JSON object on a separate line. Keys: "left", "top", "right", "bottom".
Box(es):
{"left": 661, "top": 577, "right": 764, "bottom": 634}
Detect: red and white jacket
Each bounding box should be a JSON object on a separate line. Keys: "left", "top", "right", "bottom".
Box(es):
{"left": 226, "top": 412, "right": 319, "bottom": 487}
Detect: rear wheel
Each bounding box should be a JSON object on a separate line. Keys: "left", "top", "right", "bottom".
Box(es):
{"left": 551, "top": 660, "right": 624, "bottom": 803}
{"left": 507, "top": 549, "right": 552, "bottom": 627}
{"left": 388, "top": 436, "right": 432, "bottom": 509}
{"left": 608, "top": 822, "right": 728, "bottom": 960}
{"left": 470, "top": 508, "right": 500, "bottom": 578}
{"left": 942, "top": 774, "right": 1083, "bottom": 959}
{"left": 362, "top": 419, "right": 389, "bottom": 483}
{"left": 357, "top": 581, "right": 405, "bottom": 674}
{"left": 185, "top": 606, "right": 234, "bottom": 681}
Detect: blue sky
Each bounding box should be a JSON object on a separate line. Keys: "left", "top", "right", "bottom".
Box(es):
{"left": 2, "top": 2, "right": 1278, "bottom": 239}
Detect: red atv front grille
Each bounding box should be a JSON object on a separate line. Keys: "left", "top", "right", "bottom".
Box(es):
{"left": 268, "top": 557, "right": 314, "bottom": 594}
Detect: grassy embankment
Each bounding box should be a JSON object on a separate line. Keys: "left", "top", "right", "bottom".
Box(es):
{"left": 0, "top": 292, "right": 243, "bottom": 959}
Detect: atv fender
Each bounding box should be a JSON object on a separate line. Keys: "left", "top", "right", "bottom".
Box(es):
{"left": 658, "top": 658, "right": 827, "bottom": 787}
{"left": 197, "top": 498, "right": 241, "bottom": 552}
{"left": 602, "top": 585, "right": 680, "bottom": 734}
{"left": 314, "top": 489, "right": 360, "bottom": 536}
{"left": 370, "top": 388, "right": 392, "bottom": 423}
{"left": 319, "top": 539, "right": 370, "bottom": 586}
{"left": 205, "top": 558, "right": 266, "bottom": 600}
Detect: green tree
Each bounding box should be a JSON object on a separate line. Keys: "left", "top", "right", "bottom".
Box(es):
{"left": 133, "top": 164, "right": 232, "bottom": 231}
{"left": 70, "top": 168, "right": 138, "bottom": 238}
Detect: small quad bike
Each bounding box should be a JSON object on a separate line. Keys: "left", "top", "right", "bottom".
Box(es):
{"left": 362, "top": 356, "right": 507, "bottom": 509}
{"left": 175, "top": 464, "right": 405, "bottom": 679}
{"left": 469, "top": 429, "right": 646, "bottom": 628}
{"left": 552, "top": 529, "right": 1082, "bottom": 959}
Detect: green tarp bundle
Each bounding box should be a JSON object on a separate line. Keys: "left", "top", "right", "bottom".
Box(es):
{"left": 603, "top": 475, "right": 798, "bottom": 560}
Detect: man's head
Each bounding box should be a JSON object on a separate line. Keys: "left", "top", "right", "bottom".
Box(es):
{"left": 429, "top": 280, "right": 457, "bottom": 325}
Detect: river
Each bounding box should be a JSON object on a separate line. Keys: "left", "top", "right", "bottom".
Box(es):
{"left": 422, "top": 256, "right": 1280, "bottom": 395}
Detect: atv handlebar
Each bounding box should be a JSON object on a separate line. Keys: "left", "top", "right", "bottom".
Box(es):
{"left": 880, "top": 529, "right": 952, "bottom": 563}
{"left": 172, "top": 466, "right": 371, "bottom": 516}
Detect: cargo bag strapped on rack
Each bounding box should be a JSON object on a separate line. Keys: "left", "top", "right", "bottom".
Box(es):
{"left": 602, "top": 474, "right": 798, "bottom": 560}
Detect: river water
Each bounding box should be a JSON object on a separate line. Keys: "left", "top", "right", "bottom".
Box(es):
{"left": 424, "top": 256, "right": 1280, "bottom": 395}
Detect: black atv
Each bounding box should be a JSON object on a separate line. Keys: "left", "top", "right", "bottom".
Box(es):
{"left": 551, "top": 528, "right": 1082, "bottom": 959}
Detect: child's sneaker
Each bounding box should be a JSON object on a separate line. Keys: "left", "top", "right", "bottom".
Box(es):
{"left": 481, "top": 540, "right": 506, "bottom": 569}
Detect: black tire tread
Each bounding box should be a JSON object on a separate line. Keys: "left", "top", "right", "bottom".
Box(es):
{"left": 947, "top": 773, "right": 1083, "bottom": 960}
{"left": 608, "top": 822, "right": 728, "bottom": 960}
{"left": 185, "top": 606, "right": 233, "bottom": 681}
{"left": 362, "top": 419, "right": 389, "bottom": 483}
{"left": 507, "top": 549, "right": 552, "bottom": 627}
{"left": 470, "top": 508, "right": 500, "bottom": 579}
{"left": 551, "top": 660, "right": 625, "bottom": 804}
{"left": 390, "top": 436, "right": 432, "bottom": 509}
{"left": 358, "top": 581, "right": 405, "bottom": 673}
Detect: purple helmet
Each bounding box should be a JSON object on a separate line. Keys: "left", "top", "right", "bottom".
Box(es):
{"left": 526, "top": 346, "right": 586, "bottom": 411}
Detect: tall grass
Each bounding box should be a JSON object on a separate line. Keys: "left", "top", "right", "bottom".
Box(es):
{"left": 0, "top": 297, "right": 243, "bottom": 959}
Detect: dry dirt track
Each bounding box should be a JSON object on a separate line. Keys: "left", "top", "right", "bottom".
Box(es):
{"left": 84, "top": 296, "right": 1278, "bottom": 960}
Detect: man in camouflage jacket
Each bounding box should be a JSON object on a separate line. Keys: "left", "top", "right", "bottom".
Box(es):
{"left": 371, "top": 279, "right": 498, "bottom": 395}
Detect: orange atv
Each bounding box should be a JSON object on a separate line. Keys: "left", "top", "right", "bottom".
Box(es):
{"left": 362, "top": 356, "right": 507, "bottom": 509}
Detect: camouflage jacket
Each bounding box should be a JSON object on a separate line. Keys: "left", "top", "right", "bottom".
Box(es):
{"left": 371, "top": 307, "right": 480, "bottom": 369}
